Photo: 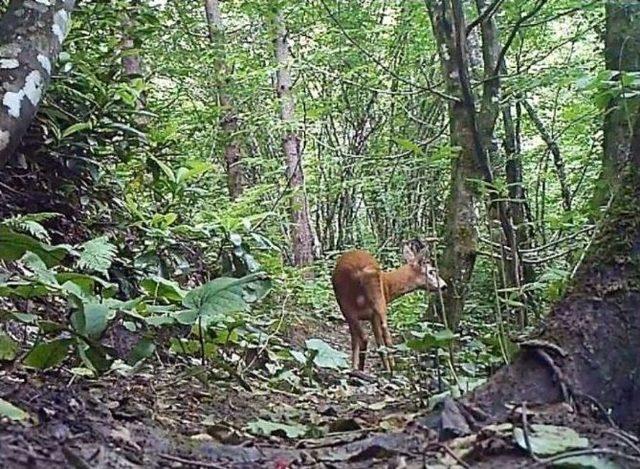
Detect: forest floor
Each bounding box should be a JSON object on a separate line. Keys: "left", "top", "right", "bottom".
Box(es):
{"left": 0, "top": 313, "right": 634, "bottom": 468}
{"left": 0, "top": 312, "right": 457, "bottom": 468}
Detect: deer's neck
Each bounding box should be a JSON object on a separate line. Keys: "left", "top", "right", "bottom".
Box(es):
{"left": 381, "top": 265, "right": 420, "bottom": 303}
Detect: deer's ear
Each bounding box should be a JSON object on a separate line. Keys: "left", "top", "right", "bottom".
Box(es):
{"left": 418, "top": 245, "right": 430, "bottom": 261}
{"left": 403, "top": 244, "right": 417, "bottom": 264}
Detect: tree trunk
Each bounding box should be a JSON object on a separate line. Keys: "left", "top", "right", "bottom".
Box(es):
{"left": 475, "top": 0, "right": 528, "bottom": 325}
{"left": 0, "top": 0, "right": 75, "bottom": 167}
{"left": 204, "top": 0, "right": 244, "bottom": 200}
{"left": 602, "top": 1, "right": 640, "bottom": 191}
{"left": 503, "top": 102, "right": 537, "bottom": 290}
{"left": 522, "top": 98, "right": 572, "bottom": 212}
{"left": 274, "top": 12, "right": 314, "bottom": 267}
{"left": 121, "top": 0, "right": 148, "bottom": 128}
{"left": 428, "top": 2, "right": 480, "bottom": 330}
{"left": 429, "top": 0, "right": 521, "bottom": 330}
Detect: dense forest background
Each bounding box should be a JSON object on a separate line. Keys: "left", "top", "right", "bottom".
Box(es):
{"left": 1, "top": 0, "right": 639, "bottom": 467}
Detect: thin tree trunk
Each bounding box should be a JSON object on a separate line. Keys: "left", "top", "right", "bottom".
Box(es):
{"left": 474, "top": 0, "right": 527, "bottom": 325}
{"left": 503, "top": 102, "right": 536, "bottom": 290}
{"left": 522, "top": 98, "right": 572, "bottom": 212}
{"left": 204, "top": 0, "right": 244, "bottom": 200}
{"left": 274, "top": 12, "right": 314, "bottom": 267}
{"left": 121, "top": 1, "right": 148, "bottom": 128}
{"left": 0, "top": 0, "right": 76, "bottom": 167}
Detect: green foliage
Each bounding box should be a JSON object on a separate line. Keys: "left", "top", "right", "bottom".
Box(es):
{"left": 24, "top": 339, "right": 73, "bottom": 370}
{"left": 0, "top": 0, "right": 612, "bottom": 400}
{"left": 304, "top": 338, "right": 348, "bottom": 370}
{"left": 75, "top": 237, "right": 117, "bottom": 275}
{"left": 0, "top": 334, "right": 18, "bottom": 361}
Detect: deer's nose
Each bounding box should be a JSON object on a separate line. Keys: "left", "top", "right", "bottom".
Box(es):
{"left": 440, "top": 284, "right": 448, "bottom": 292}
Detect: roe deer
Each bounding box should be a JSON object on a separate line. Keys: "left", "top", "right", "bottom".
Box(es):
{"left": 331, "top": 240, "right": 447, "bottom": 372}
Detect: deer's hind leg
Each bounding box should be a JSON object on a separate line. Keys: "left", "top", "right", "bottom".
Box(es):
{"left": 364, "top": 284, "right": 394, "bottom": 373}
{"left": 371, "top": 315, "right": 391, "bottom": 372}
{"left": 345, "top": 316, "right": 368, "bottom": 370}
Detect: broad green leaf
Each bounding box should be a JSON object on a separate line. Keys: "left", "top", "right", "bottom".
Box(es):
{"left": 305, "top": 338, "right": 348, "bottom": 369}
{"left": 290, "top": 350, "right": 307, "bottom": 364}
{"left": 0, "top": 334, "right": 18, "bottom": 361}
{"left": 0, "top": 227, "right": 69, "bottom": 267}
{"left": 21, "top": 252, "right": 58, "bottom": 287}
{"left": 78, "top": 343, "right": 112, "bottom": 373}
{"left": 57, "top": 273, "right": 117, "bottom": 297}
{"left": 24, "top": 339, "right": 73, "bottom": 369}
{"left": 0, "top": 399, "right": 28, "bottom": 421}
{"left": 513, "top": 424, "right": 589, "bottom": 457}
{"left": 141, "top": 276, "right": 186, "bottom": 302}
{"left": 126, "top": 338, "right": 156, "bottom": 365}
{"left": 406, "top": 329, "right": 456, "bottom": 352}
{"left": 182, "top": 274, "right": 268, "bottom": 325}
{"left": 0, "top": 281, "right": 49, "bottom": 298}
{"left": 246, "top": 418, "right": 308, "bottom": 439}
{"left": 81, "top": 303, "right": 112, "bottom": 338}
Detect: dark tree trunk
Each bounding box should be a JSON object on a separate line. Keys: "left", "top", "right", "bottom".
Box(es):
{"left": 274, "top": 12, "right": 314, "bottom": 267}
{"left": 602, "top": 1, "right": 640, "bottom": 191}
{"left": 503, "top": 102, "right": 537, "bottom": 290}
{"left": 0, "top": 0, "right": 75, "bottom": 167}
{"left": 204, "top": 0, "right": 244, "bottom": 200}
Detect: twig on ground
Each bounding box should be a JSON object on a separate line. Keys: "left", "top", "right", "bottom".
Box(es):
{"left": 533, "top": 448, "right": 640, "bottom": 467}
{"left": 430, "top": 442, "right": 470, "bottom": 468}
{"left": 158, "top": 453, "right": 228, "bottom": 468}
{"left": 520, "top": 402, "right": 541, "bottom": 463}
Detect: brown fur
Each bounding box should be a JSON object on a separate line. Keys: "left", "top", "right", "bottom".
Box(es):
{"left": 332, "top": 248, "right": 446, "bottom": 372}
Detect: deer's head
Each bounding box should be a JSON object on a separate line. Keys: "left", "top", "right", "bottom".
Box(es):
{"left": 402, "top": 239, "right": 447, "bottom": 292}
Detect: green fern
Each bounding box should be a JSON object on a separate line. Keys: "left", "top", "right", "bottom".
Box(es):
{"left": 1, "top": 213, "right": 61, "bottom": 243}
{"left": 75, "top": 237, "right": 117, "bottom": 275}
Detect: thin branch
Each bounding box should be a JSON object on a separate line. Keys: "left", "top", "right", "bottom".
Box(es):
{"left": 466, "top": 0, "right": 506, "bottom": 36}
{"left": 317, "top": 0, "right": 457, "bottom": 101}
{"left": 493, "top": 0, "right": 549, "bottom": 77}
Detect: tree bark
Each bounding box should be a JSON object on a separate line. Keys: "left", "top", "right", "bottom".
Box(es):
{"left": 121, "top": 0, "right": 148, "bottom": 128}
{"left": 0, "top": 0, "right": 75, "bottom": 167}
{"left": 428, "top": 1, "right": 480, "bottom": 330}
{"left": 274, "top": 12, "right": 314, "bottom": 267}
{"left": 602, "top": 0, "right": 640, "bottom": 191}
{"left": 204, "top": 0, "right": 244, "bottom": 200}
{"left": 429, "top": 0, "right": 521, "bottom": 330}
{"left": 475, "top": 0, "right": 528, "bottom": 324}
